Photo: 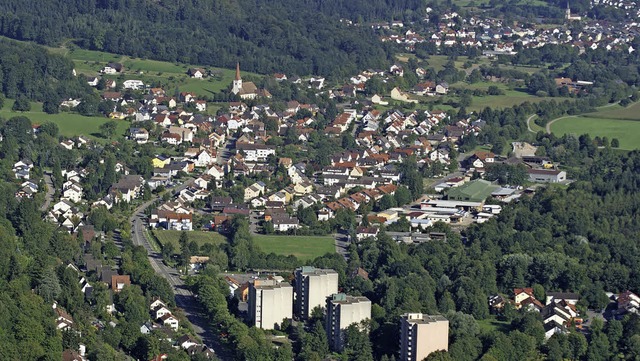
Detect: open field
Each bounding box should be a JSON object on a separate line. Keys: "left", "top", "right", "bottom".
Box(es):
{"left": 153, "top": 230, "right": 227, "bottom": 254}
{"left": 253, "top": 235, "right": 335, "bottom": 261}
{"left": 0, "top": 100, "right": 129, "bottom": 140}
{"left": 550, "top": 116, "right": 640, "bottom": 150}
{"left": 50, "top": 46, "right": 262, "bottom": 98}
{"left": 582, "top": 102, "right": 640, "bottom": 121}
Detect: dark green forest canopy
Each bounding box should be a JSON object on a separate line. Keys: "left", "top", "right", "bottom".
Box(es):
{"left": 0, "top": 0, "right": 410, "bottom": 78}
{"left": 0, "top": 38, "right": 91, "bottom": 101}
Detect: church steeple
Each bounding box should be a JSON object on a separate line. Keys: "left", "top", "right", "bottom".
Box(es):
{"left": 566, "top": 1, "right": 571, "bottom": 19}
{"left": 232, "top": 62, "right": 243, "bottom": 95}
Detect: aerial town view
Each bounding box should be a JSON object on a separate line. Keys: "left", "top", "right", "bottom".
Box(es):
{"left": 0, "top": 0, "right": 640, "bottom": 360}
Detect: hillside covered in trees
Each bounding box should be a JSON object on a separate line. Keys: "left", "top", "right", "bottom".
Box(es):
{"left": 0, "top": 0, "right": 409, "bottom": 78}
{"left": 0, "top": 38, "right": 91, "bottom": 102}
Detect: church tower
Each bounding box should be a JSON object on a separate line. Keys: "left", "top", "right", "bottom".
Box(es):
{"left": 232, "top": 62, "right": 242, "bottom": 95}
{"left": 566, "top": 1, "right": 571, "bottom": 20}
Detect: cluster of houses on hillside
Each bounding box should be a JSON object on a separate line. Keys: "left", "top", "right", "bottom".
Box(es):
{"left": 376, "top": 5, "right": 638, "bottom": 55}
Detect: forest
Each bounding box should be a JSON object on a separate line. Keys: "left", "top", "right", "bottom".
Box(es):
{"left": 0, "top": 0, "right": 401, "bottom": 78}
{"left": 0, "top": 38, "right": 91, "bottom": 103}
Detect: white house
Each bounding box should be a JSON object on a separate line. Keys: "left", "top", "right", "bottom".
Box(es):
{"left": 122, "top": 80, "right": 145, "bottom": 90}
{"left": 206, "top": 165, "right": 225, "bottom": 181}
{"left": 193, "top": 150, "right": 215, "bottom": 168}
{"left": 272, "top": 215, "right": 300, "bottom": 232}
{"left": 62, "top": 183, "right": 84, "bottom": 203}
{"left": 159, "top": 314, "right": 179, "bottom": 330}
{"left": 237, "top": 143, "right": 276, "bottom": 163}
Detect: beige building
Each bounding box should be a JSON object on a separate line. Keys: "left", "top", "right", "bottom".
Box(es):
{"left": 295, "top": 266, "right": 339, "bottom": 319}
{"left": 325, "top": 293, "right": 371, "bottom": 351}
{"left": 400, "top": 313, "right": 449, "bottom": 361}
{"left": 248, "top": 279, "right": 293, "bottom": 330}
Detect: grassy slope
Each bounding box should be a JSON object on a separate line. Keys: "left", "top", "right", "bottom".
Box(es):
{"left": 253, "top": 235, "right": 335, "bottom": 261}
{"left": 0, "top": 99, "right": 129, "bottom": 140}
{"left": 52, "top": 47, "right": 262, "bottom": 98}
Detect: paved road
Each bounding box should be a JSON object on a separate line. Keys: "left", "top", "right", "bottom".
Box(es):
{"left": 216, "top": 137, "right": 235, "bottom": 165}
{"left": 526, "top": 114, "right": 537, "bottom": 133}
{"left": 40, "top": 172, "right": 55, "bottom": 212}
{"left": 130, "top": 180, "right": 232, "bottom": 360}
{"left": 546, "top": 115, "right": 577, "bottom": 134}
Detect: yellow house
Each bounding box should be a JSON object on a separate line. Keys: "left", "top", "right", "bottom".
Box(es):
{"left": 152, "top": 156, "right": 170, "bottom": 168}
{"left": 294, "top": 181, "right": 314, "bottom": 196}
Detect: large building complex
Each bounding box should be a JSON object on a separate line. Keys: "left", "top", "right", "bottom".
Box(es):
{"left": 248, "top": 279, "right": 293, "bottom": 330}
{"left": 399, "top": 313, "right": 449, "bottom": 361}
{"left": 294, "top": 266, "right": 339, "bottom": 319}
{"left": 325, "top": 293, "right": 371, "bottom": 351}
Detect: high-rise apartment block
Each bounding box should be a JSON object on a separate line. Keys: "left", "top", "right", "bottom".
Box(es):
{"left": 399, "top": 313, "right": 449, "bottom": 361}
{"left": 248, "top": 279, "right": 293, "bottom": 330}
{"left": 294, "top": 266, "right": 339, "bottom": 319}
{"left": 325, "top": 293, "right": 371, "bottom": 351}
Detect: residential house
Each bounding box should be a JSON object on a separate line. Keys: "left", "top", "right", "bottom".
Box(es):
{"left": 188, "top": 68, "right": 206, "bottom": 79}
{"left": 193, "top": 149, "right": 215, "bottom": 168}
{"left": 54, "top": 303, "right": 74, "bottom": 330}
{"left": 244, "top": 181, "right": 267, "bottom": 201}
{"left": 356, "top": 226, "right": 379, "bottom": 241}
{"left": 237, "top": 143, "right": 276, "bottom": 163}
{"left": 109, "top": 175, "right": 144, "bottom": 203}
{"left": 272, "top": 215, "right": 300, "bottom": 232}
{"left": 129, "top": 128, "right": 150, "bottom": 144}
{"left": 111, "top": 275, "right": 131, "bottom": 293}
{"left": 618, "top": 291, "right": 640, "bottom": 314}
{"left": 123, "top": 79, "right": 144, "bottom": 90}
{"left": 160, "top": 314, "right": 179, "bottom": 330}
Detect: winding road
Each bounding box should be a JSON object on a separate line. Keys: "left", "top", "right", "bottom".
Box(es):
{"left": 130, "top": 180, "right": 232, "bottom": 360}
{"left": 526, "top": 114, "right": 538, "bottom": 133}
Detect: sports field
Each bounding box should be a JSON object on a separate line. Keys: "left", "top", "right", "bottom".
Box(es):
{"left": 0, "top": 100, "right": 128, "bottom": 140}
{"left": 550, "top": 116, "right": 640, "bottom": 150}
{"left": 253, "top": 235, "right": 335, "bottom": 261}
{"left": 153, "top": 230, "right": 227, "bottom": 255}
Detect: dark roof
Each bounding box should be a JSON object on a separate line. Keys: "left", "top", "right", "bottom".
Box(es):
{"left": 547, "top": 292, "right": 579, "bottom": 300}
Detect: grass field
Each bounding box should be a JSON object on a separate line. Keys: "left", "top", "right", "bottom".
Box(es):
{"left": 253, "top": 235, "right": 335, "bottom": 261}
{"left": 583, "top": 102, "right": 640, "bottom": 121}
{"left": 153, "top": 230, "right": 227, "bottom": 255}
{"left": 550, "top": 116, "right": 640, "bottom": 150}
{"left": 477, "top": 316, "right": 512, "bottom": 333}
{"left": 0, "top": 99, "right": 129, "bottom": 140}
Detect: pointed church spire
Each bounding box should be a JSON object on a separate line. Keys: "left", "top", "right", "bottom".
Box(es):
{"left": 235, "top": 62, "right": 241, "bottom": 81}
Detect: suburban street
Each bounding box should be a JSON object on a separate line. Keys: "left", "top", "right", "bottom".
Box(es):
{"left": 40, "top": 172, "right": 55, "bottom": 212}
{"left": 130, "top": 180, "right": 232, "bottom": 360}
